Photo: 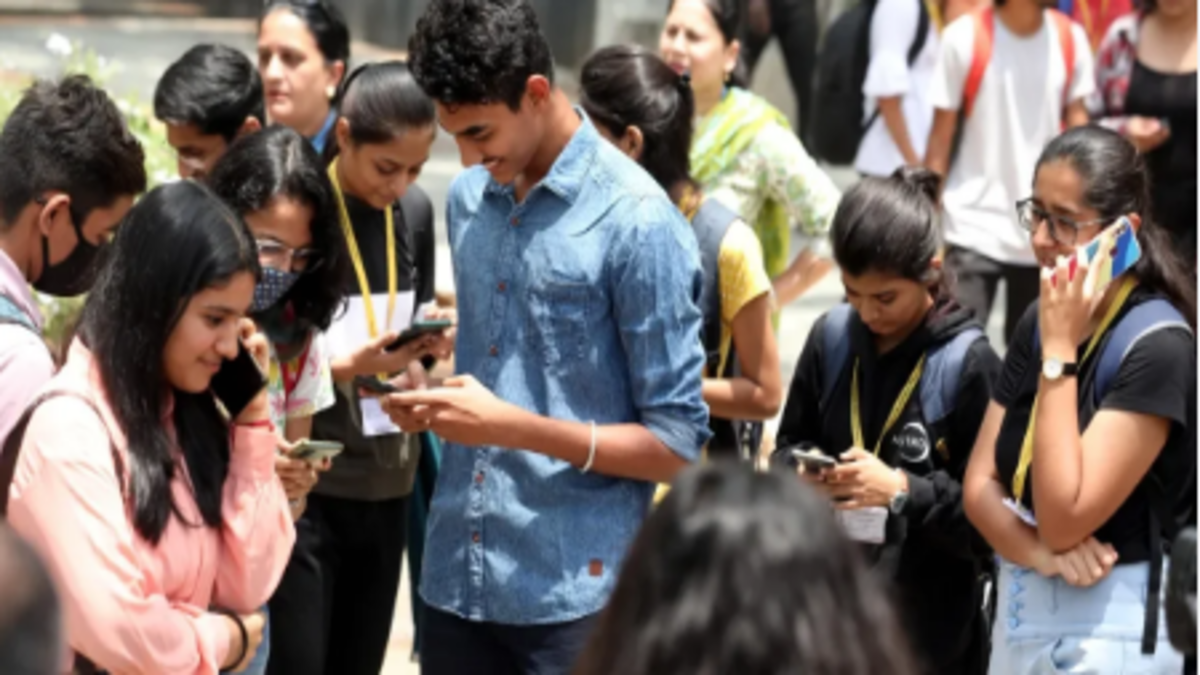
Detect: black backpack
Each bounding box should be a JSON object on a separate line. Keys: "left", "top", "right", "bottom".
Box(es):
{"left": 692, "top": 199, "right": 762, "bottom": 463}
{"left": 806, "top": 0, "right": 930, "bottom": 165}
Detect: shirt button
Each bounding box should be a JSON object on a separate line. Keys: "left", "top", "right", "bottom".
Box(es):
{"left": 475, "top": 472, "right": 484, "bottom": 484}
{"left": 497, "top": 281, "right": 507, "bottom": 292}
{"left": 489, "top": 345, "right": 499, "bottom": 357}
{"left": 510, "top": 217, "right": 519, "bottom": 227}
{"left": 471, "top": 532, "right": 481, "bottom": 544}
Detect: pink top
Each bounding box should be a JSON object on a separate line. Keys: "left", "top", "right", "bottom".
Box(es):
{"left": 6, "top": 341, "right": 295, "bottom": 674}
{"left": 0, "top": 248, "right": 54, "bottom": 448}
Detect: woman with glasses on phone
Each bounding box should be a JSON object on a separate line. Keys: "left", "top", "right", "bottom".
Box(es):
{"left": 257, "top": 61, "right": 444, "bottom": 675}
{"left": 4, "top": 181, "right": 293, "bottom": 675}
{"left": 963, "top": 126, "right": 1196, "bottom": 674}
{"left": 257, "top": 0, "right": 349, "bottom": 153}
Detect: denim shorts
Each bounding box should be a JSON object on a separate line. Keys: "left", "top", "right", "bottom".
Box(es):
{"left": 988, "top": 558, "right": 1184, "bottom": 674}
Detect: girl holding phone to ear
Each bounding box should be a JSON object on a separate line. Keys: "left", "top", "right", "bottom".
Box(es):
{"left": 261, "top": 61, "right": 443, "bottom": 675}
{"left": 772, "top": 167, "right": 1002, "bottom": 674}
{"left": 4, "top": 181, "right": 293, "bottom": 675}
{"left": 963, "top": 126, "right": 1195, "bottom": 674}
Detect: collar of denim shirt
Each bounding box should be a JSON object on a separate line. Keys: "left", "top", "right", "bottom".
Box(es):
{"left": 482, "top": 107, "right": 599, "bottom": 206}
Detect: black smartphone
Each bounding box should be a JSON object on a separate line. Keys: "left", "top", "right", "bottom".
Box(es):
{"left": 287, "top": 439, "right": 345, "bottom": 463}
{"left": 211, "top": 341, "right": 267, "bottom": 420}
{"left": 353, "top": 375, "right": 400, "bottom": 395}
{"left": 789, "top": 447, "right": 838, "bottom": 472}
{"left": 384, "top": 319, "right": 453, "bottom": 352}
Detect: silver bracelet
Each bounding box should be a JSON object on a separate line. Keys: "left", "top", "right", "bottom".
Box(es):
{"left": 581, "top": 420, "right": 597, "bottom": 473}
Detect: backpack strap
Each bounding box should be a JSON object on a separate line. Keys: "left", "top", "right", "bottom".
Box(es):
{"left": 0, "top": 390, "right": 124, "bottom": 518}
{"left": 919, "top": 326, "right": 985, "bottom": 425}
{"left": 1094, "top": 299, "right": 1190, "bottom": 404}
{"left": 0, "top": 293, "right": 37, "bottom": 333}
{"left": 863, "top": 0, "right": 931, "bottom": 132}
{"left": 963, "top": 7, "right": 995, "bottom": 119}
{"left": 1049, "top": 9, "right": 1077, "bottom": 126}
{"left": 690, "top": 199, "right": 739, "bottom": 376}
{"left": 819, "top": 304, "right": 856, "bottom": 413}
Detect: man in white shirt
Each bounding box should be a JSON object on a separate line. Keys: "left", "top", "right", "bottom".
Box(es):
{"left": 925, "top": 0, "right": 1094, "bottom": 343}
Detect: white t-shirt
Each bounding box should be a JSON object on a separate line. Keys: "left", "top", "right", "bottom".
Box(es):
{"left": 266, "top": 329, "right": 336, "bottom": 433}
{"left": 854, "top": 0, "right": 941, "bottom": 177}
{"left": 930, "top": 11, "right": 1094, "bottom": 265}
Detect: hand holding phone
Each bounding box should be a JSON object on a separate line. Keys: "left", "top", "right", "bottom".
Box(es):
{"left": 385, "top": 319, "right": 454, "bottom": 352}
{"left": 1078, "top": 216, "right": 1142, "bottom": 296}
{"left": 286, "top": 439, "right": 344, "bottom": 464}
{"left": 211, "top": 337, "right": 268, "bottom": 421}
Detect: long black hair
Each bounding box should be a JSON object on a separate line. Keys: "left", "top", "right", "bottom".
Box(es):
{"left": 832, "top": 166, "right": 949, "bottom": 298}
{"left": 574, "top": 464, "right": 917, "bottom": 675}
{"left": 1036, "top": 126, "right": 1196, "bottom": 327}
{"left": 324, "top": 60, "right": 437, "bottom": 164}
{"left": 78, "top": 181, "right": 260, "bottom": 545}
{"left": 259, "top": 0, "right": 350, "bottom": 66}
{"left": 581, "top": 45, "right": 696, "bottom": 201}
{"left": 209, "top": 125, "right": 350, "bottom": 331}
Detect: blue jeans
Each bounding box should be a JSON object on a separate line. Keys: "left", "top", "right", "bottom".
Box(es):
{"left": 222, "top": 606, "right": 270, "bottom": 675}
{"left": 989, "top": 558, "right": 1184, "bottom": 674}
{"left": 421, "top": 605, "right": 598, "bottom": 675}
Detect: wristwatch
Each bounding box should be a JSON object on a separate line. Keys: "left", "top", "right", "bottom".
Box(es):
{"left": 1041, "top": 357, "right": 1079, "bottom": 381}
{"left": 889, "top": 469, "right": 909, "bottom": 515}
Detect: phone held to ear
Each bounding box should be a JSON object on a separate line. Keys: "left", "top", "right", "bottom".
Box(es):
{"left": 287, "top": 439, "right": 344, "bottom": 463}
{"left": 354, "top": 375, "right": 400, "bottom": 395}
{"left": 384, "top": 319, "right": 454, "bottom": 352}
{"left": 1076, "top": 215, "right": 1143, "bottom": 294}
{"left": 211, "top": 340, "right": 268, "bottom": 420}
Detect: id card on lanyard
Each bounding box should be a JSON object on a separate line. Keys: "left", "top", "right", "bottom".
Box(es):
{"left": 838, "top": 354, "right": 925, "bottom": 543}
{"left": 329, "top": 159, "right": 409, "bottom": 438}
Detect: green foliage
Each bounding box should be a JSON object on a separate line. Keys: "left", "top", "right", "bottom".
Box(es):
{"left": 0, "top": 36, "right": 175, "bottom": 351}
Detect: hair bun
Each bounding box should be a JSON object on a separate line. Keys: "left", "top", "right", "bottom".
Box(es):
{"left": 891, "top": 166, "right": 941, "bottom": 206}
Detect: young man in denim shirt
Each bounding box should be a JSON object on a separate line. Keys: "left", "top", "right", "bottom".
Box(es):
{"left": 387, "top": 0, "right": 711, "bottom": 672}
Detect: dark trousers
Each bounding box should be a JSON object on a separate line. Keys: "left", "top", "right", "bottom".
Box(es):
{"left": 741, "top": 0, "right": 820, "bottom": 141}
{"left": 421, "top": 605, "right": 598, "bottom": 675}
{"left": 266, "top": 493, "right": 407, "bottom": 675}
{"left": 945, "top": 245, "right": 1041, "bottom": 345}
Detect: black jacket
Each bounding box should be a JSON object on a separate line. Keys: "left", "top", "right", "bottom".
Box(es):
{"left": 775, "top": 300, "right": 1001, "bottom": 673}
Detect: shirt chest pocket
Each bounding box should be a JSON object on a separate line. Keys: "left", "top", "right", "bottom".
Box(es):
{"left": 527, "top": 280, "right": 592, "bottom": 375}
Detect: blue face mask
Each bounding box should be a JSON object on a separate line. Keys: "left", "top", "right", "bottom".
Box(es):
{"left": 252, "top": 267, "right": 300, "bottom": 313}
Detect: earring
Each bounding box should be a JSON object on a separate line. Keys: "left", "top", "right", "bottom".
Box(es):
{"left": 326, "top": 85, "right": 336, "bottom": 100}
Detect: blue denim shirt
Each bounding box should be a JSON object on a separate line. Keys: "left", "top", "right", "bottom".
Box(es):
{"left": 420, "top": 115, "right": 711, "bottom": 625}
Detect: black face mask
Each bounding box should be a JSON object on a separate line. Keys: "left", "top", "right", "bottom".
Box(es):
{"left": 33, "top": 211, "right": 109, "bottom": 297}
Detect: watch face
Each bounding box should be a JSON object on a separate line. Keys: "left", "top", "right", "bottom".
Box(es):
{"left": 1043, "top": 358, "right": 1064, "bottom": 380}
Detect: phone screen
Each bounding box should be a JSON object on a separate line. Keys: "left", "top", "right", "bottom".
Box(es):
{"left": 1079, "top": 216, "right": 1143, "bottom": 294}
{"left": 211, "top": 341, "right": 267, "bottom": 420}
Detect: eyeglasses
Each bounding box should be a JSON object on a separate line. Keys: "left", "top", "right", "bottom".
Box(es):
{"left": 256, "top": 238, "right": 321, "bottom": 273}
{"left": 1015, "top": 199, "right": 1109, "bottom": 247}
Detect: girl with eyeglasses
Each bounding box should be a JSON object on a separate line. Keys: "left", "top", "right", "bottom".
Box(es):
{"left": 964, "top": 126, "right": 1195, "bottom": 674}
{"left": 257, "top": 0, "right": 350, "bottom": 153}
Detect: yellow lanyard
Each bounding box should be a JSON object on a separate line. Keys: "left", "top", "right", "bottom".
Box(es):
{"left": 328, "top": 159, "right": 397, "bottom": 340}
{"left": 925, "top": 0, "right": 945, "bottom": 32}
{"left": 850, "top": 353, "right": 927, "bottom": 456}
{"left": 1011, "top": 277, "right": 1137, "bottom": 502}
{"left": 1076, "top": 0, "right": 1109, "bottom": 51}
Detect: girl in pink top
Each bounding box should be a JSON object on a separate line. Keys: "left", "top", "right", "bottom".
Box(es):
{"left": 6, "top": 181, "right": 295, "bottom": 674}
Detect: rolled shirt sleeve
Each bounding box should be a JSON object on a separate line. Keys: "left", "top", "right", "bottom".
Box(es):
{"left": 610, "top": 196, "right": 712, "bottom": 460}
{"left": 864, "top": 0, "right": 922, "bottom": 100}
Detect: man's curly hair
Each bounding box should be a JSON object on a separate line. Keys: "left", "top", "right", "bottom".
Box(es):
{"left": 407, "top": 0, "right": 555, "bottom": 111}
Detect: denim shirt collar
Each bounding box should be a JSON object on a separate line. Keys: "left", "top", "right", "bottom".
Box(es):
{"left": 309, "top": 110, "right": 338, "bottom": 155}
{"left": 483, "top": 108, "right": 598, "bottom": 205}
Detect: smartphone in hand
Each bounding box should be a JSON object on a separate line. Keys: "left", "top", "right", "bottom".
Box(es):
{"left": 287, "top": 439, "right": 344, "bottom": 463}
{"left": 354, "top": 375, "right": 400, "bottom": 395}
{"left": 385, "top": 319, "right": 454, "bottom": 352}
{"left": 1078, "top": 215, "right": 1143, "bottom": 294}
{"left": 211, "top": 340, "right": 267, "bottom": 420}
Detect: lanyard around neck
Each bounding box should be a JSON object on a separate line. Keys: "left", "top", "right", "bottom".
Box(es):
{"left": 851, "top": 353, "right": 927, "bottom": 457}
{"left": 328, "top": 159, "right": 397, "bottom": 344}
{"left": 1011, "top": 277, "right": 1137, "bottom": 502}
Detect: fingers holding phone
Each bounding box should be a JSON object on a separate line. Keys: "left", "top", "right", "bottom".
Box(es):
{"left": 238, "top": 318, "right": 271, "bottom": 374}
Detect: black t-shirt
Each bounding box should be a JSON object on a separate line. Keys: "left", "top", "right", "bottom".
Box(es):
{"left": 313, "top": 184, "right": 437, "bottom": 502}
{"left": 1125, "top": 62, "right": 1198, "bottom": 242}
{"left": 993, "top": 291, "right": 1196, "bottom": 563}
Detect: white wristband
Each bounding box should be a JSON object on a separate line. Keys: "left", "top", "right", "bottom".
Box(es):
{"left": 581, "top": 420, "right": 597, "bottom": 473}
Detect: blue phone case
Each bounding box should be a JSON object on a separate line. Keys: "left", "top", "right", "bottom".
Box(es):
{"left": 1080, "top": 217, "right": 1142, "bottom": 290}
